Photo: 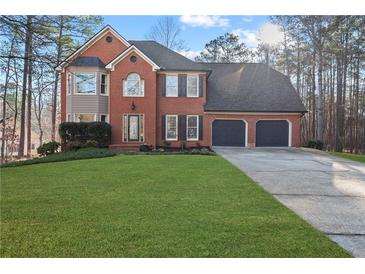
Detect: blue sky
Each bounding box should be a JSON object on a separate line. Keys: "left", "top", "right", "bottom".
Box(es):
{"left": 104, "top": 16, "right": 269, "bottom": 58}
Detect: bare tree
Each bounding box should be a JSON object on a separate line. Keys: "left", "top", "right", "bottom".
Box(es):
{"left": 147, "top": 17, "right": 188, "bottom": 51}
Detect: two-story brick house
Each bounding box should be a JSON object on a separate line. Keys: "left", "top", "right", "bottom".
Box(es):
{"left": 57, "top": 25, "right": 306, "bottom": 149}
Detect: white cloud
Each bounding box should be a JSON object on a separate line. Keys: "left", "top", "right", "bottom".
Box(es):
{"left": 258, "top": 23, "right": 284, "bottom": 46}
{"left": 178, "top": 50, "right": 201, "bottom": 60}
{"left": 232, "top": 28, "right": 258, "bottom": 48}
{"left": 179, "top": 15, "right": 229, "bottom": 28}
{"left": 242, "top": 16, "right": 253, "bottom": 23}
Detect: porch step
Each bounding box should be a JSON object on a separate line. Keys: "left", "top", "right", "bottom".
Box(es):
{"left": 109, "top": 143, "right": 141, "bottom": 152}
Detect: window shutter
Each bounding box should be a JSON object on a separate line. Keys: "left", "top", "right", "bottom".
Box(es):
{"left": 178, "top": 115, "right": 186, "bottom": 141}
{"left": 178, "top": 74, "right": 187, "bottom": 97}
{"left": 160, "top": 74, "right": 166, "bottom": 96}
{"left": 199, "top": 75, "right": 204, "bottom": 97}
{"left": 161, "top": 115, "right": 166, "bottom": 140}
{"left": 199, "top": 115, "right": 203, "bottom": 140}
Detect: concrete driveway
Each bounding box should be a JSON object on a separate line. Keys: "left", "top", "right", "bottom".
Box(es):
{"left": 214, "top": 147, "right": 365, "bottom": 257}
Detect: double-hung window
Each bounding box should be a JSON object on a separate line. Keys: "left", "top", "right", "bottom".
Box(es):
{"left": 187, "top": 115, "right": 199, "bottom": 140}
{"left": 187, "top": 75, "right": 199, "bottom": 97}
{"left": 76, "top": 73, "right": 96, "bottom": 95}
{"left": 166, "top": 115, "right": 178, "bottom": 141}
{"left": 74, "top": 113, "right": 96, "bottom": 122}
{"left": 67, "top": 73, "right": 73, "bottom": 95}
{"left": 166, "top": 75, "right": 178, "bottom": 97}
{"left": 100, "top": 74, "right": 107, "bottom": 95}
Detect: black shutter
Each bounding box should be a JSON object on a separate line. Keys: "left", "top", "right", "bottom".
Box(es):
{"left": 160, "top": 74, "right": 166, "bottom": 96}
{"left": 199, "top": 75, "right": 204, "bottom": 97}
{"left": 178, "top": 115, "right": 186, "bottom": 141}
{"left": 199, "top": 115, "right": 203, "bottom": 140}
{"left": 178, "top": 74, "right": 187, "bottom": 97}
{"left": 161, "top": 115, "right": 166, "bottom": 140}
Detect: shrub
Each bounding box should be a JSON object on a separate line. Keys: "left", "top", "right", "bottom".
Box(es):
{"left": 306, "top": 140, "right": 324, "bottom": 150}
{"left": 59, "top": 122, "right": 111, "bottom": 151}
{"left": 162, "top": 141, "right": 171, "bottom": 150}
{"left": 37, "top": 141, "right": 60, "bottom": 156}
{"left": 1, "top": 148, "right": 116, "bottom": 168}
{"left": 139, "top": 144, "right": 152, "bottom": 152}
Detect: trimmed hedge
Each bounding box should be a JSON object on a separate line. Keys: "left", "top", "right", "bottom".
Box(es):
{"left": 59, "top": 122, "right": 111, "bottom": 150}
{"left": 37, "top": 141, "right": 60, "bottom": 156}
{"left": 1, "top": 148, "right": 116, "bottom": 168}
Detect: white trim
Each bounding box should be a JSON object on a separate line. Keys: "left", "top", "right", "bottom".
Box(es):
{"left": 100, "top": 73, "right": 108, "bottom": 96}
{"left": 187, "top": 74, "right": 199, "bottom": 98}
{"left": 105, "top": 45, "right": 160, "bottom": 71}
{"left": 205, "top": 111, "right": 304, "bottom": 116}
{"left": 211, "top": 118, "right": 248, "bottom": 147}
{"left": 255, "top": 119, "right": 292, "bottom": 147}
{"left": 165, "top": 114, "right": 178, "bottom": 141}
{"left": 75, "top": 72, "right": 97, "bottom": 95}
{"left": 74, "top": 113, "right": 97, "bottom": 122}
{"left": 56, "top": 26, "right": 130, "bottom": 71}
{"left": 100, "top": 114, "right": 109, "bottom": 123}
{"left": 186, "top": 115, "right": 199, "bottom": 141}
{"left": 165, "top": 74, "right": 178, "bottom": 97}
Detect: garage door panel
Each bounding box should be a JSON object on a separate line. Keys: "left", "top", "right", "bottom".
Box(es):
{"left": 212, "top": 120, "right": 246, "bottom": 147}
{"left": 256, "top": 120, "right": 289, "bottom": 147}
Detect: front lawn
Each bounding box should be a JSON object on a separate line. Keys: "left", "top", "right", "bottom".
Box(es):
{"left": 330, "top": 152, "right": 365, "bottom": 163}
{"left": 1, "top": 155, "right": 350, "bottom": 257}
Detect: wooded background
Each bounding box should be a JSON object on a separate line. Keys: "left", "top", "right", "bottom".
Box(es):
{"left": 1, "top": 16, "right": 364, "bottom": 163}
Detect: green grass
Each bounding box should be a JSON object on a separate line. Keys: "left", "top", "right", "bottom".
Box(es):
{"left": 0, "top": 148, "right": 116, "bottom": 168}
{"left": 329, "top": 152, "right": 365, "bottom": 163}
{"left": 1, "top": 155, "right": 350, "bottom": 257}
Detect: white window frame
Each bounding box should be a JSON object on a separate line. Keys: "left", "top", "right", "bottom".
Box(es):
{"left": 75, "top": 72, "right": 97, "bottom": 95}
{"left": 123, "top": 73, "right": 145, "bottom": 97}
{"left": 100, "top": 73, "right": 108, "bottom": 95}
{"left": 74, "top": 113, "right": 96, "bottom": 122}
{"left": 66, "top": 73, "right": 73, "bottom": 95}
{"left": 187, "top": 75, "right": 199, "bottom": 98}
{"left": 165, "top": 114, "right": 178, "bottom": 141}
{"left": 165, "top": 74, "right": 178, "bottom": 97}
{"left": 186, "top": 115, "right": 199, "bottom": 141}
{"left": 100, "top": 114, "right": 109, "bottom": 123}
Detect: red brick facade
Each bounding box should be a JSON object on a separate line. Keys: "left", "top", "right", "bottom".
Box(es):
{"left": 60, "top": 28, "right": 303, "bottom": 148}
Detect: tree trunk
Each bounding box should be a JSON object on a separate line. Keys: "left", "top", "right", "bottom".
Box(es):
{"left": 317, "top": 49, "right": 324, "bottom": 142}
{"left": 26, "top": 32, "right": 33, "bottom": 157}
{"left": 18, "top": 15, "right": 32, "bottom": 157}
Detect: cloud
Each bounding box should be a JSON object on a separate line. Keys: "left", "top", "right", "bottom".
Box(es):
{"left": 258, "top": 23, "right": 284, "bottom": 46}
{"left": 231, "top": 29, "right": 258, "bottom": 48}
{"left": 179, "top": 15, "right": 230, "bottom": 28}
{"left": 242, "top": 16, "right": 253, "bottom": 23}
{"left": 178, "top": 50, "right": 201, "bottom": 60}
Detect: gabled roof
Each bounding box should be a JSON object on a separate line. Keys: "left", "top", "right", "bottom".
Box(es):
{"left": 56, "top": 25, "right": 130, "bottom": 71}
{"left": 128, "top": 40, "right": 209, "bottom": 72}
{"left": 105, "top": 45, "right": 160, "bottom": 71}
{"left": 71, "top": 56, "right": 105, "bottom": 68}
{"left": 201, "top": 63, "right": 307, "bottom": 113}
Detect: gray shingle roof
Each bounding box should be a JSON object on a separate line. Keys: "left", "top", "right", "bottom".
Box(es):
{"left": 129, "top": 40, "right": 208, "bottom": 71}
{"left": 71, "top": 56, "right": 105, "bottom": 68}
{"left": 199, "top": 63, "right": 307, "bottom": 113}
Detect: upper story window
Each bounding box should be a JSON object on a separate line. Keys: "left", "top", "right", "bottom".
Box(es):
{"left": 100, "top": 74, "right": 107, "bottom": 95}
{"left": 187, "top": 75, "right": 199, "bottom": 97}
{"left": 76, "top": 73, "right": 96, "bottom": 95}
{"left": 166, "top": 75, "right": 178, "bottom": 97}
{"left": 67, "top": 73, "right": 73, "bottom": 95}
{"left": 123, "top": 73, "right": 144, "bottom": 97}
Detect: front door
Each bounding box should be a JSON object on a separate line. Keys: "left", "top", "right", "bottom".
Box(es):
{"left": 128, "top": 115, "right": 139, "bottom": 141}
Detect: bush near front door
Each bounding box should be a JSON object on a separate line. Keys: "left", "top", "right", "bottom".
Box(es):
{"left": 59, "top": 122, "right": 112, "bottom": 151}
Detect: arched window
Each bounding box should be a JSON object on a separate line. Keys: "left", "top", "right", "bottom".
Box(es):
{"left": 123, "top": 73, "right": 144, "bottom": 97}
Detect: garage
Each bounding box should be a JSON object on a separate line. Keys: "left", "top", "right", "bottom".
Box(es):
{"left": 212, "top": 120, "right": 246, "bottom": 147}
{"left": 256, "top": 120, "right": 289, "bottom": 147}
